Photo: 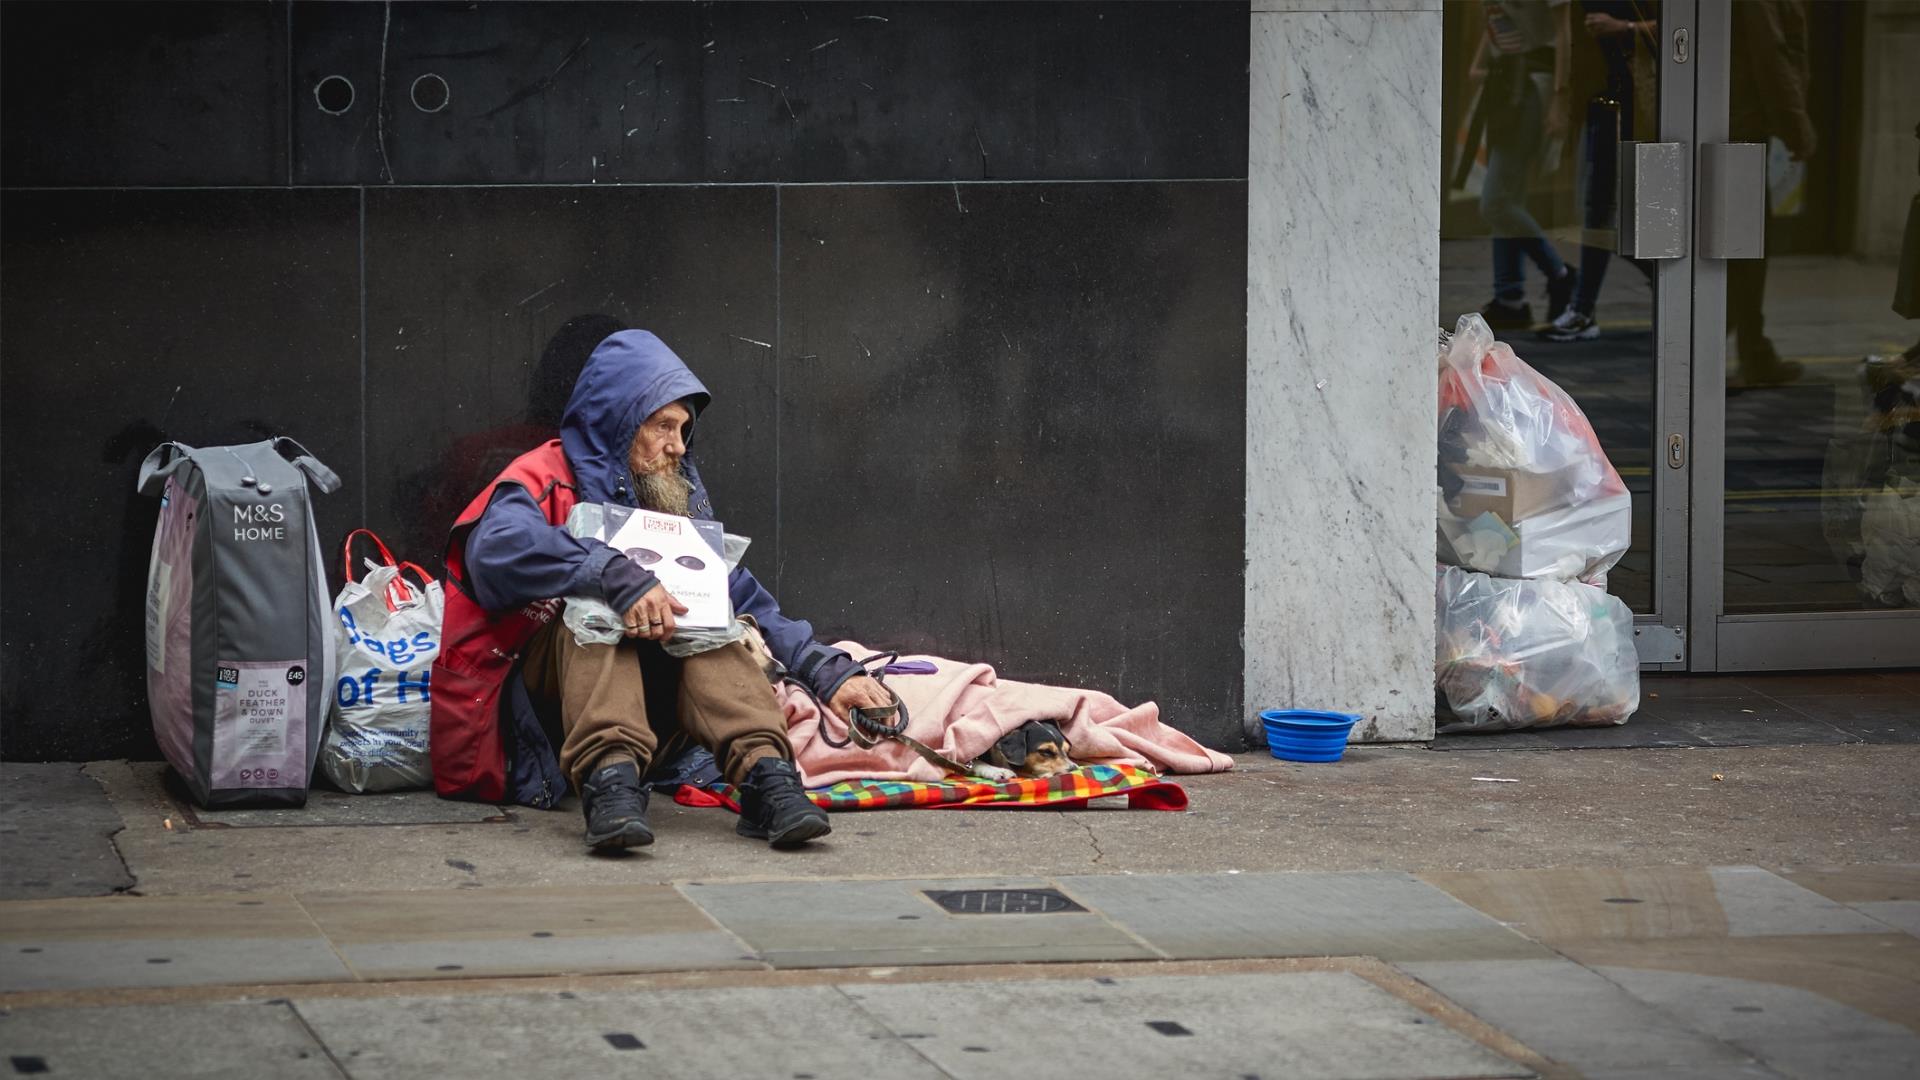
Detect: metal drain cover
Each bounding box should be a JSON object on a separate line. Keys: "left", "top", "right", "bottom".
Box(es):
{"left": 923, "top": 888, "right": 1085, "bottom": 914}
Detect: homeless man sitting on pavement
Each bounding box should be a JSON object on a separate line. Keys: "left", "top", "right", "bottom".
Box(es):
{"left": 429, "top": 328, "right": 896, "bottom": 852}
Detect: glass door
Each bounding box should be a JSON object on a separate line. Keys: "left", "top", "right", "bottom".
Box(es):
{"left": 1688, "top": 0, "right": 1920, "bottom": 669}
{"left": 1440, "top": 0, "right": 1694, "bottom": 667}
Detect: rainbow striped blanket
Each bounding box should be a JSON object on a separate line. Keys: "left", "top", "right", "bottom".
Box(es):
{"left": 671, "top": 762, "right": 1187, "bottom": 812}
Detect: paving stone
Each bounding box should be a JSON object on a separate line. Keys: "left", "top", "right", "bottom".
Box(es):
{"left": 1058, "top": 871, "right": 1549, "bottom": 962}
{"left": 1, "top": 763, "right": 134, "bottom": 899}
{"left": 680, "top": 878, "right": 1156, "bottom": 968}
{"left": 1580, "top": 1066, "right": 1787, "bottom": 1080}
{"left": 1858, "top": 900, "right": 1920, "bottom": 937}
{"left": 1400, "top": 959, "right": 1765, "bottom": 1074}
{"left": 0, "top": 893, "right": 351, "bottom": 991}
{"left": 840, "top": 970, "right": 1530, "bottom": 1079}
{"left": 184, "top": 786, "right": 509, "bottom": 828}
{"left": 1775, "top": 864, "right": 1920, "bottom": 904}
{"left": 1556, "top": 935, "right": 1920, "bottom": 1038}
{"left": 295, "top": 885, "right": 761, "bottom": 978}
{"left": 1732, "top": 1035, "right": 1920, "bottom": 1080}
{"left": 0, "top": 1001, "right": 340, "bottom": 1080}
{"left": 1708, "top": 867, "right": 1892, "bottom": 936}
{"left": 1423, "top": 865, "right": 1887, "bottom": 944}
{"left": 292, "top": 985, "right": 943, "bottom": 1080}
{"left": 1598, "top": 965, "right": 1916, "bottom": 1043}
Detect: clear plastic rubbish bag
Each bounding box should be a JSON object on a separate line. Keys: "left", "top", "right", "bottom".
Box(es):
{"left": 1435, "top": 565, "right": 1639, "bottom": 732}
{"left": 560, "top": 503, "right": 752, "bottom": 656}
{"left": 1438, "top": 313, "right": 1631, "bottom": 582}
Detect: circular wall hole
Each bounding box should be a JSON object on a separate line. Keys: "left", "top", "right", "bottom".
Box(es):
{"left": 411, "top": 72, "right": 450, "bottom": 113}
{"left": 314, "top": 74, "right": 355, "bottom": 115}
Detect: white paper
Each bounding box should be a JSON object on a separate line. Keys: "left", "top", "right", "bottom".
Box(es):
{"left": 602, "top": 508, "right": 733, "bottom": 629}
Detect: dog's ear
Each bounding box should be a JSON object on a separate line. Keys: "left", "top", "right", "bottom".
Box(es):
{"left": 738, "top": 613, "right": 761, "bottom": 631}
{"left": 1032, "top": 721, "right": 1068, "bottom": 754}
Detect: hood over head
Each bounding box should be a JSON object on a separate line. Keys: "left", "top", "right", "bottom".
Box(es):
{"left": 560, "top": 329, "right": 711, "bottom": 505}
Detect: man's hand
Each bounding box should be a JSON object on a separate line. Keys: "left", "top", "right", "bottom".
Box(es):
{"left": 1584, "top": 11, "right": 1635, "bottom": 37}
{"left": 622, "top": 584, "right": 688, "bottom": 641}
{"left": 827, "top": 675, "right": 894, "bottom": 726}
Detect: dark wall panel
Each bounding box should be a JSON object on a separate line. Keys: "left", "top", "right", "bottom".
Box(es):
{"left": 292, "top": 1, "right": 1249, "bottom": 185}
{"left": 362, "top": 186, "right": 779, "bottom": 570}
{"left": 1, "top": 1, "right": 288, "bottom": 187}
{"left": 0, "top": 191, "right": 362, "bottom": 761}
{"left": 777, "top": 182, "right": 1248, "bottom": 748}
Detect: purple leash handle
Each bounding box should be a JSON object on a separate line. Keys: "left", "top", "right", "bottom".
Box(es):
{"left": 882, "top": 660, "right": 938, "bottom": 676}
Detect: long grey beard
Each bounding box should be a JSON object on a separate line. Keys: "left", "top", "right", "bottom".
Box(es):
{"left": 633, "top": 462, "right": 694, "bottom": 517}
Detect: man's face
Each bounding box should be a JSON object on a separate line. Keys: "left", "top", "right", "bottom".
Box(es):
{"left": 628, "top": 401, "right": 692, "bottom": 478}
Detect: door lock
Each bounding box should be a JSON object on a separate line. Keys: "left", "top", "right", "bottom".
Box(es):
{"left": 1673, "top": 27, "right": 1689, "bottom": 64}
{"left": 1668, "top": 433, "right": 1686, "bottom": 469}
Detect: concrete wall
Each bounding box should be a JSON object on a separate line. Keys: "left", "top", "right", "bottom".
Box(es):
{"left": 1245, "top": 0, "right": 1441, "bottom": 742}
{"left": 0, "top": 1, "right": 1253, "bottom": 761}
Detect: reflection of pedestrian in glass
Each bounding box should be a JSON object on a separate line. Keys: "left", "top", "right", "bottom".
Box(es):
{"left": 1540, "top": 2, "right": 1658, "bottom": 342}
{"left": 1727, "top": 0, "right": 1817, "bottom": 386}
{"left": 1876, "top": 120, "right": 1920, "bottom": 362}
{"left": 1474, "top": 0, "right": 1578, "bottom": 331}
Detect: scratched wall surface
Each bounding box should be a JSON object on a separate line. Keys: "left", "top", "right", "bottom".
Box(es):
{"left": 0, "top": 1, "right": 1250, "bottom": 761}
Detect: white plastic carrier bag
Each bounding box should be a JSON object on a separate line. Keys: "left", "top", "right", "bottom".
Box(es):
{"left": 137, "top": 438, "right": 340, "bottom": 808}
{"left": 320, "top": 529, "right": 442, "bottom": 793}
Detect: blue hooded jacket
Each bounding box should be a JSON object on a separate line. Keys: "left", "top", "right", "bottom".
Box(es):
{"left": 464, "top": 331, "right": 858, "bottom": 799}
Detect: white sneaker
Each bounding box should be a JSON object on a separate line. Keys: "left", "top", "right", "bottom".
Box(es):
{"left": 1540, "top": 309, "right": 1601, "bottom": 342}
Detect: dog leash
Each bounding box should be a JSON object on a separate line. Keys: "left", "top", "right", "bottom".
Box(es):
{"left": 798, "top": 654, "right": 987, "bottom": 778}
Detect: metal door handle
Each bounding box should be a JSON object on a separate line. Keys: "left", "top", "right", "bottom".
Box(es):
{"left": 1699, "top": 143, "right": 1767, "bottom": 259}
{"left": 1617, "top": 142, "right": 1688, "bottom": 259}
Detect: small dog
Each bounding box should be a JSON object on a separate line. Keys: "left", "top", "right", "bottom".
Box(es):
{"left": 979, "top": 720, "right": 1076, "bottom": 779}
{"left": 737, "top": 614, "right": 782, "bottom": 683}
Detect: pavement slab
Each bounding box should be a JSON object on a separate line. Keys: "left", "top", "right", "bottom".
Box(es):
{"left": 84, "top": 749, "right": 1920, "bottom": 895}
{"left": 1421, "top": 865, "right": 1890, "bottom": 942}
{"left": 0, "top": 893, "right": 351, "bottom": 992}
{"left": 1775, "top": 864, "right": 1920, "bottom": 904}
{"left": 1555, "top": 934, "right": 1920, "bottom": 1035}
{"left": 839, "top": 970, "right": 1531, "bottom": 1080}
{"left": 1857, "top": 900, "right": 1920, "bottom": 937}
{"left": 290, "top": 985, "right": 943, "bottom": 1080}
{"left": 293, "top": 884, "right": 762, "bottom": 979}
{"left": 1057, "top": 871, "right": 1550, "bottom": 962}
{"left": 0, "top": 763, "right": 134, "bottom": 899}
{"left": 0, "top": 1000, "right": 342, "bottom": 1080}
{"left": 1593, "top": 966, "right": 1920, "bottom": 1080}
{"left": 680, "top": 878, "right": 1158, "bottom": 968}
{"left": 181, "top": 783, "right": 512, "bottom": 828}
{"left": 1399, "top": 958, "right": 1767, "bottom": 1075}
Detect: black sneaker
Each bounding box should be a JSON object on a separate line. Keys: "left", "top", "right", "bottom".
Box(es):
{"left": 580, "top": 760, "right": 654, "bottom": 851}
{"left": 1546, "top": 267, "right": 1579, "bottom": 323}
{"left": 735, "top": 758, "right": 831, "bottom": 848}
{"left": 1732, "top": 338, "right": 1804, "bottom": 388}
{"left": 1478, "top": 297, "right": 1534, "bottom": 330}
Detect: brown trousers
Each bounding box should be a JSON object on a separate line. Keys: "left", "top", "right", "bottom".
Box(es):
{"left": 521, "top": 625, "right": 792, "bottom": 790}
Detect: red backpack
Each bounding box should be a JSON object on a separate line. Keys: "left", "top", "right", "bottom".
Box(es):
{"left": 429, "top": 441, "right": 577, "bottom": 803}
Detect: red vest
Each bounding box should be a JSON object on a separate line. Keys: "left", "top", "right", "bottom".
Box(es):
{"left": 429, "top": 441, "right": 578, "bottom": 802}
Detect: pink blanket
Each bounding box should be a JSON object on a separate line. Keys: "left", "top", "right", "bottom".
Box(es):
{"left": 780, "top": 643, "right": 1234, "bottom": 785}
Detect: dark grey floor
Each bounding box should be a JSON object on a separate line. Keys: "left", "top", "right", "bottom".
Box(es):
{"left": 0, "top": 763, "right": 135, "bottom": 899}
{"left": 1433, "top": 670, "right": 1920, "bottom": 751}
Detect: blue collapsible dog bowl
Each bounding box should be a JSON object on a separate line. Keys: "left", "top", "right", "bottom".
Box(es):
{"left": 1259, "top": 709, "right": 1361, "bottom": 762}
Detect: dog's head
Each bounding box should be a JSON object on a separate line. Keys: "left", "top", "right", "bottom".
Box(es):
{"left": 984, "top": 720, "right": 1076, "bottom": 778}
{"left": 737, "top": 614, "right": 781, "bottom": 684}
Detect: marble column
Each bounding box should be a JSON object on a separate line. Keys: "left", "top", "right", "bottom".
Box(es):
{"left": 1245, "top": 0, "right": 1442, "bottom": 742}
